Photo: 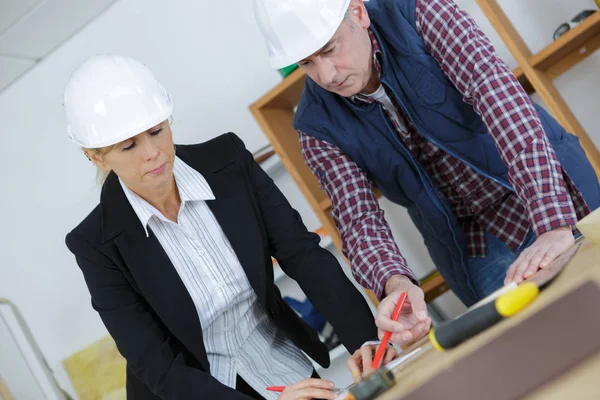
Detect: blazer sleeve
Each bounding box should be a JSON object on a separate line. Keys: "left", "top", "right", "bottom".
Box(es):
{"left": 228, "top": 133, "right": 378, "bottom": 352}
{"left": 65, "top": 232, "right": 253, "bottom": 400}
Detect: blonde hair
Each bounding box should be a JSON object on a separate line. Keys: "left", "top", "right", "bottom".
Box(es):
{"left": 83, "top": 144, "right": 118, "bottom": 184}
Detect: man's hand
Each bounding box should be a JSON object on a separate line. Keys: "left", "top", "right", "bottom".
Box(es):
{"left": 346, "top": 343, "right": 398, "bottom": 383}
{"left": 504, "top": 227, "right": 574, "bottom": 285}
{"left": 375, "top": 275, "right": 431, "bottom": 346}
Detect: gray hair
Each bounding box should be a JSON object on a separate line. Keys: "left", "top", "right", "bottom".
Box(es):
{"left": 343, "top": 1, "right": 356, "bottom": 29}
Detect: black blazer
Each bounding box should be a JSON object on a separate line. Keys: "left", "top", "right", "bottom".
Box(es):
{"left": 66, "top": 133, "right": 377, "bottom": 399}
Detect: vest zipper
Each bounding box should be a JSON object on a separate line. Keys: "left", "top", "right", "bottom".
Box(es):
{"left": 375, "top": 88, "right": 478, "bottom": 298}
{"left": 377, "top": 105, "right": 470, "bottom": 274}
{"left": 380, "top": 80, "right": 513, "bottom": 192}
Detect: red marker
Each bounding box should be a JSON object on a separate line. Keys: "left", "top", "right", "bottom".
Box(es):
{"left": 371, "top": 292, "right": 407, "bottom": 369}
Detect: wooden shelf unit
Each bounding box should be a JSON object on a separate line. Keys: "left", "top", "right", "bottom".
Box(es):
{"left": 475, "top": 1, "right": 600, "bottom": 175}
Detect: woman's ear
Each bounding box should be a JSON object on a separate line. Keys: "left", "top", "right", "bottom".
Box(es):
{"left": 84, "top": 150, "right": 110, "bottom": 172}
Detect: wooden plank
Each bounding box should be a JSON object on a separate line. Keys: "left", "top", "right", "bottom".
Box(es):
{"left": 252, "top": 68, "right": 306, "bottom": 110}
{"left": 249, "top": 107, "right": 326, "bottom": 207}
{"left": 319, "top": 197, "right": 332, "bottom": 211}
{"left": 0, "top": 376, "right": 15, "bottom": 400}
{"left": 421, "top": 273, "right": 451, "bottom": 304}
{"left": 254, "top": 149, "right": 275, "bottom": 164}
{"left": 476, "top": 0, "right": 600, "bottom": 177}
{"left": 474, "top": 0, "right": 533, "bottom": 58}
{"left": 529, "top": 11, "right": 600, "bottom": 71}
{"left": 512, "top": 66, "right": 535, "bottom": 94}
{"left": 545, "top": 33, "right": 600, "bottom": 79}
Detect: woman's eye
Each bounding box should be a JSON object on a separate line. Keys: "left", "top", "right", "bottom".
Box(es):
{"left": 150, "top": 128, "right": 162, "bottom": 136}
{"left": 122, "top": 142, "right": 135, "bottom": 151}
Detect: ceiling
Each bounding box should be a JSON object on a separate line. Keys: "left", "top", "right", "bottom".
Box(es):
{"left": 0, "top": 0, "right": 118, "bottom": 93}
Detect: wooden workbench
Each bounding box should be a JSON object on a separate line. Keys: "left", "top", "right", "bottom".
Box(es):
{"left": 377, "top": 240, "right": 600, "bottom": 399}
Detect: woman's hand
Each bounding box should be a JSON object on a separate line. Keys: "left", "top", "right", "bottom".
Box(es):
{"left": 346, "top": 343, "right": 398, "bottom": 383}
{"left": 278, "top": 378, "right": 338, "bottom": 400}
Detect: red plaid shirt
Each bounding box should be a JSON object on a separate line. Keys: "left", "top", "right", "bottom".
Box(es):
{"left": 299, "top": 0, "right": 589, "bottom": 299}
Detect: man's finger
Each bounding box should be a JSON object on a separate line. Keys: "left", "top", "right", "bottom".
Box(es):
{"left": 516, "top": 250, "right": 537, "bottom": 282}
{"left": 504, "top": 261, "right": 518, "bottom": 285}
{"left": 388, "top": 331, "right": 413, "bottom": 346}
{"left": 375, "top": 315, "right": 413, "bottom": 333}
{"left": 505, "top": 252, "right": 526, "bottom": 284}
{"left": 522, "top": 247, "right": 545, "bottom": 279}
{"left": 409, "top": 318, "right": 432, "bottom": 338}
{"left": 407, "top": 287, "right": 428, "bottom": 321}
{"left": 383, "top": 346, "right": 398, "bottom": 365}
{"left": 407, "top": 321, "right": 427, "bottom": 342}
{"left": 539, "top": 248, "right": 559, "bottom": 268}
{"left": 360, "top": 345, "right": 374, "bottom": 371}
{"left": 509, "top": 250, "right": 533, "bottom": 283}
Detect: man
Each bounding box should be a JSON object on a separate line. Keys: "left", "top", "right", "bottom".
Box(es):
{"left": 253, "top": 0, "right": 600, "bottom": 345}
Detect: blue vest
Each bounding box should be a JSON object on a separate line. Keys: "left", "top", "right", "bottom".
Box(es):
{"left": 294, "top": 0, "right": 600, "bottom": 305}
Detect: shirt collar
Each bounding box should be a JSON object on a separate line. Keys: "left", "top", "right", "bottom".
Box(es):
{"left": 119, "top": 156, "right": 215, "bottom": 237}
{"left": 351, "top": 28, "right": 384, "bottom": 105}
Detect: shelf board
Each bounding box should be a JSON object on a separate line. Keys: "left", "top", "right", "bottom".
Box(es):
{"left": 319, "top": 197, "right": 332, "bottom": 211}
{"left": 529, "top": 11, "right": 600, "bottom": 72}
{"left": 420, "top": 272, "right": 450, "bottom": 304}
{"left": 512, "top": 66, "right": 535, "bottom": 95}
{"left": 252, "top": 68, "right": 306, "bottom": 110}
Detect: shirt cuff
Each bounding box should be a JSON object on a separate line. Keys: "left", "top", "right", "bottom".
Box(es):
{"left": 371, "top": 261, "right": 418, "bottom": 301}
{"left": 527, "top": 192, "right": 578, "bottom": 236}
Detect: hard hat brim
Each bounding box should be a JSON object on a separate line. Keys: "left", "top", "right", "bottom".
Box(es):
{"left": 267, "top": 0, "right": 351, "bottom": 70}
{"left": 68, "top": 104, "right": 173, "bottom": 149}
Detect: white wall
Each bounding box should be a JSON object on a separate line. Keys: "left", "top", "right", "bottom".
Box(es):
{"left": 0, "top": 0, "right": 598, "bottom": 396}
{"left": 0, "top": 0, "right": 285, "bottom": 395}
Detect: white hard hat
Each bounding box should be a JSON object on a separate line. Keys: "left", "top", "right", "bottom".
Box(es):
{"left": 63, "top": 55, "right": 173, "bottom": 148}
{"left": 253, "top": 0, "right": 352, "bottom": 69}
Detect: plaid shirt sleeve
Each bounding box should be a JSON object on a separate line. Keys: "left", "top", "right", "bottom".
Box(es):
{"left": 298, "top": 131, "right": 417, "bottom": 299}
{"left": 415, "top": 0, "right": 578, "bottom": 236}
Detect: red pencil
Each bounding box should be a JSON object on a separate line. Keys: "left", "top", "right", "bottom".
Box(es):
{"left": 266, "top": 386, "right": 286, "bottom": 392}
{"left": 371, "top": 292, "right": 407, "bottom": 369}
{"left": 266, "top": 385, "right": 343, "bottom": 393}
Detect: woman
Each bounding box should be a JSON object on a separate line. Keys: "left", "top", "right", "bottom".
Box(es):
{"left": 64, "top": 55, "right": 394, "bottom": 399}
